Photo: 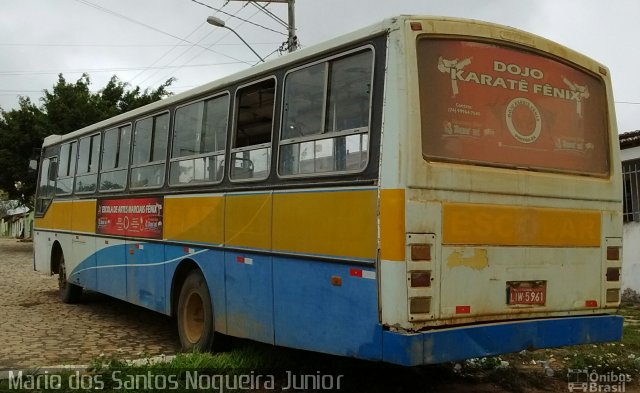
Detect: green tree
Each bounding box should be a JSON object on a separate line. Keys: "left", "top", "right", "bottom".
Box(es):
{"left": 0, "top": 74, "right": 174, "bottom": 205}
{"left": 0, "top": 97, "right": 47, "bottom": 202}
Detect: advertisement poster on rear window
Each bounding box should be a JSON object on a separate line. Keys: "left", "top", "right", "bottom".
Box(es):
{"left": 417, "top": 38, "right": 609, "bottom": 176}
{"left": 96, "top": 197, "right": 163, "bottom": 239}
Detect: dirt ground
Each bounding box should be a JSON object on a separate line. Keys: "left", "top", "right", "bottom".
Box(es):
{"left": 0, "top": 238, "right": 179, "bottom": 369}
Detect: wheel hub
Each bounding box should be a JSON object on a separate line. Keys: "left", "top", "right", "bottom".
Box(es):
{"left": 183, "top": 291, "right": 205, "bottom": 343}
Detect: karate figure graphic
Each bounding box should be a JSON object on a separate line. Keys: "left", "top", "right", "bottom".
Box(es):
{"left": 438, "top": 56, "right": 472, "bottom": 97}
{"left": 562, "top": 76, "right": 590, "bottom": 118}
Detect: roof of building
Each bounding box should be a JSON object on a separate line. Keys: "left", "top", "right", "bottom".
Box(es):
{"left": 620, "top": 130, "right": 640, "bottom": 149}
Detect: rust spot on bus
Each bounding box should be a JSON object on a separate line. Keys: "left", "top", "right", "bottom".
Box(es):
{"left": 447, "top": 248, "right": 488, "bottom": 270}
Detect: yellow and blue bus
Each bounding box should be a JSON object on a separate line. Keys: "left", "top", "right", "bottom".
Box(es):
{"left": 34, "top": 16, "right": 623, "bottom": 365}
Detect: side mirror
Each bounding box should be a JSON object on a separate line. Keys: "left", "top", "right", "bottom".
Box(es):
{"left": 28, "top": 159, "right": 38, "bottom": 171}
{"left": 29, "top": 148, "right": 41, "bottom": 172}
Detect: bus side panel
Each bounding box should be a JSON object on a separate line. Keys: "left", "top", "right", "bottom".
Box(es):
{"left": 69, "top": 199, "right": 97, "bottom": 289}
{"left": 33, "top": 230, "right": 53, "bottom": 274}
{"left": 95, "top": 239, "right": 128, "bottom": 301}
{"left": 71, "top": 235, "right": 96, "bottom": 290}
{"left": 273, "top": 257, "right": 382, "bottom": 360}
{"left": 34, "top": 200, "right": 75, "bottom": 274}
{"left": 224, "top": 251, "right": 274, "bottom": 344}
{"left": 126, "top": 241, "right": 166, "bottom": 313}
{"left": 224, "top": 192, "right": 274, "bottom": 343}
{"left": 164, "top": 247, "right": 227, "bottom": 330}
{"left": 271, "top": 189, "right": 378, "bottom": 261}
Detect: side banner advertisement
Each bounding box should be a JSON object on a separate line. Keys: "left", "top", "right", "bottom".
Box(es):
{"left": 96, "top": 197, "right": 163, "bottom": 239}
{"left": 417, "top": 38, "right": 609, "bottom": 176}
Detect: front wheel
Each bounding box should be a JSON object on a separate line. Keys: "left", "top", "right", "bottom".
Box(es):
{"left": 58, "top": 253, "right": 82, "bottom": 304}
{"left": 177, "top": 270, "right": 215, "bottom": 351}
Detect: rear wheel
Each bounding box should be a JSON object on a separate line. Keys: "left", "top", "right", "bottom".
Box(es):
{"left": 58, "top": 253, "right": 82, "bottom": 304}
{"left": 177, "top": 270, "right": 215, "bottom": 351}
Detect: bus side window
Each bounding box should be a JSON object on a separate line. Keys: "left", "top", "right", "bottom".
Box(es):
{"left": 56, "top": 141, "right": 77, "bottom": 195}
{"left": 36, "top": 156, "right": 57, "bottom": 214}
{"left": 230, "top": 78, "right": 276, "bottom": 182}
{"left": 279, "top": 49, "right": 373, "bottom": 177}
{"left": 100, "top": 124, "right": 131, "bottom": 192}
{"left": 130, "top": 112, "right": 169, "bottom": 189}
{"left": 169, "top": 93, "right": 229, "bottom": 186}
{"left": 75, "top": 133, "right": 101, "bottom": 194}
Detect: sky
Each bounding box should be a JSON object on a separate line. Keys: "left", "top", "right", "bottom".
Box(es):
{"left": 0, "top": 0, "right": 638, "bottom": 132}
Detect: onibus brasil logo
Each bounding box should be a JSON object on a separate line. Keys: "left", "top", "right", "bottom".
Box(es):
{"left": 567, "top": 368, "right": 631, "bottom": 392}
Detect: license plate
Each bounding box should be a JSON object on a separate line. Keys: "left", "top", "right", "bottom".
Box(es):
{"left": 507, "top": 281, "right": 546, "bottom": 305}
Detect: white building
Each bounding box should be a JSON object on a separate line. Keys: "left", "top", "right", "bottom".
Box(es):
{"left": 621, "top": 131, "right": 640, "bottom": 293}
{"left": 0, "top": 205, "right": 32, "bottom": 238}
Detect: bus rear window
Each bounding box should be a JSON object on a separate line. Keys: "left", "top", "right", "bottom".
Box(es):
{"left": 417, "top": 37, "right": 609, "bottom": 177}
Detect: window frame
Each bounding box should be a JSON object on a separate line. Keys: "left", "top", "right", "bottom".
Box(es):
{"left": 36, "top": 155, "right": 58, "bottom": 216}
{"left": 98, "top": 122, "right": 132, "bottom": 193}
{"left": 276, "top": 45, "right": 375, "bottom": 179}
{"left": 55, "top": 140, "right": 78, "bottom": 196}
{"left": 129, "top": 110, "right": 171, "bottom": 191}
{"left": 74, "top": 132, "right": 102, "bottom": 195}
{"left": 623, "top": 158, "right": 640, "bottom": 223}
{"left": 228, "top": 76, "right": 278, "bottom": 183}
{"left": 168, "top": 91, "right": 230, "bottom": 188}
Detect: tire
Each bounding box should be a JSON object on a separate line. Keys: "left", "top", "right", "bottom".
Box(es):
{"left": 177, "top": 270, "right": 215, "bottom": 351}
{"left": 58, "top": 253, "right": 82, "bottom": 304}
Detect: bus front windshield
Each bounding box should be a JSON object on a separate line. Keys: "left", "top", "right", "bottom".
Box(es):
{"left": 417, "top": 37, "right": 610, "bottom": 177}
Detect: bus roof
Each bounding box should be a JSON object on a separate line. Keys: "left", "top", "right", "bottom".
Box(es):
{"left": 43, "top": 15, "right": 604, "bottom": 148}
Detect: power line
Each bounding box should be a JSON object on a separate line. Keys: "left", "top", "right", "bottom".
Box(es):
{"left": 249, "top": 1, "right": 288, "bottom": 28}
{"left": 144, "top": 5, "right": 265, "bottom": 88}
{"left": 256, "top": 47, "right": 281, "bottom": 65}
{"left": 0, "top": 61, "right": 250, "bottom": 77}
{"left": 136, "top": 4, "right": 241, "bottom": 86}
{"left": 0, "top": 42, "right": 279, "bottom": 47}
{"left": 0, "top": 90, "right": 48, "bottom": 93}
{"left": 71, "top": 0, "right": 249, "bottom": 63}
{"left": 616, "top": 101, "right": 640, "bottom": 105}
{"left": 190, "top": 0, "right": 286, "bottom": 36}
{"left": 127, "top": 22, "right": 209, "bottom": 85}
{"left": 130, "top": 0, "right": 239, "bottom": 86}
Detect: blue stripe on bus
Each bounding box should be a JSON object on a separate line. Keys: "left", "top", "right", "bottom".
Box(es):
{"left": 69, "top": 243, "right": 380, "bottom": 359}
{"left": 225, "top": 252, "right": 275, "bottom": 343}
{"left": 382, "top": 315, "right": 624, "bottom": 366}
{"left": 69, "top": 243, "right": 622, "bottom": 365}
{"left": 273, "top": 256, "right": 381, "bottom": 360}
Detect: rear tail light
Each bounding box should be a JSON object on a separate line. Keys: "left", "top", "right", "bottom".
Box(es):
{"left": 607, "top": 247, "right": 620, "bottom": 261}
{"left": 456, "top": 305, "right": 471, "bottom": 314}
{"left": 407, "top": 234, "right": 436, "bottom": 322}
{"left": 606, "top": 268, "right": 620, "bottom": 282}
{"left": 410, "top": 244, "right": 431, "bottom": 261}
{"left": 604, "top": 239, "right": 621, "bottom": 307}
{"left": 410, "top": 297, "right": 431, "bottom": 314}
{"left": 607, "top": 289, "right": 620, "bottom": 303}
{"left": 410, "top": 271, "right": 431, "bottom": 287}
{"left": 585, "top": 300, "right": 598, "bottom": 308}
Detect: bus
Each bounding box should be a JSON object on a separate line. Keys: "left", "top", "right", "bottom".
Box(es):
{"left": 33, "top": 15, "right": 623, "bottom": 366}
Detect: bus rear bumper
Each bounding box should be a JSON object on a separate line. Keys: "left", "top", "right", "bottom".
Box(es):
{"left": 382, "top": 315, "right": 624, "bottom": 366}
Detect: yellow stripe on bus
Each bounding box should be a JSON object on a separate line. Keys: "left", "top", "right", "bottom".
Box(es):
{"left": 225, "top": 193, "right": 273, "bottom": 250}
{"left": 164, "top": 196, "right": 225, "bottom": 245}
{"left": 272, "top": 189, "right": 378, "bottom": 260}
{"left": 35, "top": 190, "right": 381, "bottom": 261}
{"left": 34, "top": 200, "right": 95, "bottom": 233}
{"left": 71, "top": 200, "right": 97, "bottom": 233}
{"left": 379, "top": 189, "right": 405, "bottom": 261}
{"left": 442, "top": 203, "right": 601, "bottom": 247}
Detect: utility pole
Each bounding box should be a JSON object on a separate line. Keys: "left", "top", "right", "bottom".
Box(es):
{"left": 286, "top": 0, "right": 297, "bottom": 52}
{"left": 228, "top": 0, "right": 297, "bottom": 53}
